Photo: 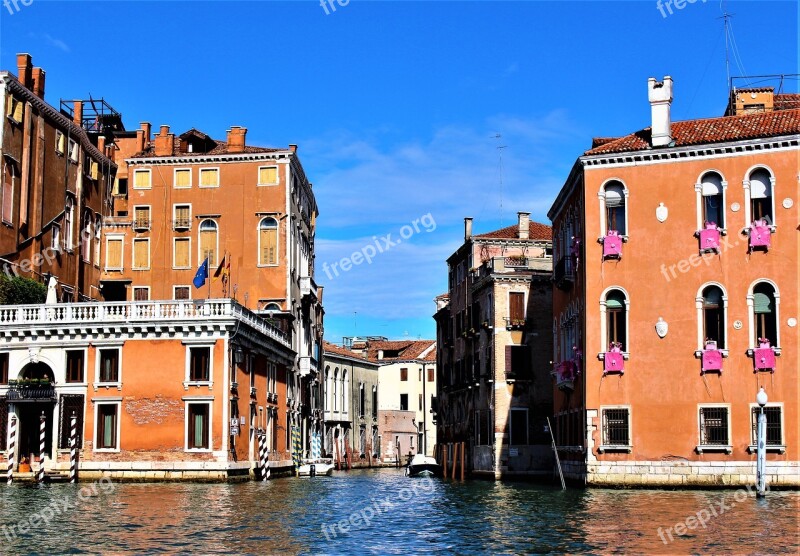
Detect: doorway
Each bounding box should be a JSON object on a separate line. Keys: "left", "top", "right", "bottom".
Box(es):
{"left": 18, "top": 403, "right": 54, "bottom": 460}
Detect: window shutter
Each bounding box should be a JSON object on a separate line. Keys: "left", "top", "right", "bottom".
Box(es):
{"left": 107, "top": 239, "right": 122, "bottom": 268}
{"left": 175, "top": 239, "right": 189, "bottom": 268}
{"left": 13, "top": 99, "right": 23, "bottom": 122}
{"left": 605, "top": 184, "right": 625, "bottom": 207}
{"left": 134, "top": 171, "right": 150, "bottom": 188}
{"left": 259, "top": 167, "right": 277, "bottom": 184}
{"left": 175, "top": 169, "right": 190, "bottom": 188}
{"left": 701, "top": 174, "right": 723, "bottom": 196}
{"left": 2, "top": 167, "right": 13, "bottom": 224}
{"left": 606, "top": 292, "right": 625, "bottom": 310}
{"left": 91, "top": 161, "right": 99, "bottom": 180}
{"left": 505, "top": 346, "right": 513, "bottom": 374}
{"left": 200, "top": 169, "right": 218, "bottom": 187}
{"left": 133, "top": 240, "right": 148, "bottom": 268}
{"left": 57, "top": 132, "right": 66, "bottom": 154}
{"left": 753, "top": 292, "right": 773, "bottom": 314}
{"left": 509, "top": 292, "right": 525, "bottom": 321}
{"left": 200, "top": 229, "right": 216, "bottom": 266}
{"left": 750, "top": 171, "right": 771, "bottom": 199}
{"left": 262, "top": 228, "right": 277, "bottom": 264}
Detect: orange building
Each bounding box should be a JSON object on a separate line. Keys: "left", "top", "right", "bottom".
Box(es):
{"left": 549, "top": 77, "right": 799, "bottom": 486}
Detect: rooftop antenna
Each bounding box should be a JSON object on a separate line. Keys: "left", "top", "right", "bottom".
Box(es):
{"left": 491, "top": 134, "right": 507, "bottom": 227}
{"left": 353, "top": 311, "right": 357, "bottom": 336}
{"left": 718, "top": 4, "right": 733, "bottom": 90}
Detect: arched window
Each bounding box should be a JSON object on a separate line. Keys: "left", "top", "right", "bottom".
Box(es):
{"left": 264, "top": 302, "right": 281, "bottom": 313}
{"left": 701, "top": 285, "right": 726, "bottom": 348}
{"left": 752, "top": 282, "right": 778, "bottom": 346}
{"left": 198, "top": 219, "right": 218, "bottom": 266}
{"left": 81, "top": 210, "right": 92, "bottom": 262}
{"left": 748, "top": 169, "right": 773, "bottom": 225}
{"left": 699, "top": 172, "right": 725, "bottom": 228}
{"left": 64, "top": 196, "right": 74, "bottom": 250}
{"left": 604, "top": 182, "right": 627, "bottom": 235}
{"left": 258, "top": 217, "right": 278, "bottom": 265}
{"left": 332, "top": 369, "right": 338, "bottom": 411}
{"left": 341, "top": 370, "right": 347, "bottom": 414}
{"left": 605, "top": 289, "right": 627, "bottom": 350}
{"left": 94, "top": 214, "right": 102, "bottom": 265}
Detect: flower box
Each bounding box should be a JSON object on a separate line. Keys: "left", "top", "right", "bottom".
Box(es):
{"left": 602, "top": 230, "right": 622, "bottom": 259}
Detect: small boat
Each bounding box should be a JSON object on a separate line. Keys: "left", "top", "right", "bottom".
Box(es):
{"left": 405, "top": 453, "right": 442, "bottom": 477}
{"left": 297, "top": 459, "right": 335, "bottom": 477}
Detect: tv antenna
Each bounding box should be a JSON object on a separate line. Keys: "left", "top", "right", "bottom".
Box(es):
{"left": 491, "top": 134, "right": 507, "bottom": 227}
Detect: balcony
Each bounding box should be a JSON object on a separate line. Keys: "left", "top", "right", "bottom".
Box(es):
{"left": 600, "top": 230, "right": 623, "bottom": 259}
{"left": 598, "top": 345, "right": 627, "bottom": 374}
{"left": 300, "top": 276, "right": 318, "bottom": 302}
{"left": 553, "top": 361, "right": 579, "bottom": 391}
{"left": 504, "top": 317, "right": 528, "bottom": 330}
{"left": 298, "top": 356, "right": 317, "bottom": 377}
{"left": 748, "top": 340, "right": 779, "bottom": 372}
{"left": 7, "top": 380, "right": 56, "bottom": 402}
{"left": 554, "top": 256, "right": 575, "bottom": 291}
{"left": 132, "top": 218, "right": 151, "bottom": 231}
{"left": 173, "top": 217, "right": 191, "bottom": 231}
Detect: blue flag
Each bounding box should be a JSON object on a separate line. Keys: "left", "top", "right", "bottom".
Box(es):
{"left": 193, "top": 258, "right": 209, "bottom": 289}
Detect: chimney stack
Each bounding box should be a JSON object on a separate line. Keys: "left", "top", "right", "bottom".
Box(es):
{"left": 140, "top": 122, "right": 151, "bottom": 143}
{"left": 289, "top": 144, "right": 298, "bottom": 154}
{"left": 16, "top": 53, "right": 32, "bottom": 89}
{"left": 648, "top": 76, "right": 673, "bottom": 147}
{"left": 73, "top": 100, "right": 83, "bottom": 127}
{"left": 464, "top": 217, "right": 473, "bottom": 241}
{"left": 31, "top": 67, "right": 45, "bottom": 99}
{"left": 226, "top": 126, "right": 247, "bottom": 153}
{"left": 97, "top": 136, "right": 106, "bottom": 152}
{"left": 154, "top": 125, "right": 174, "bottom": 157}
{"left": 517, "top": 212, "right": 530, "bottom": 239}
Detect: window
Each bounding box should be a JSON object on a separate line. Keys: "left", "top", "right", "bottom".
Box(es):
{"left": 174, "top": 237, "right": 191, "bottom": 269}
{"left": 68, "top": 140, "right": 79, "bottom": 163}
{"left": 418, "top": 368, "right": 423, "bottom": 382}
{"left": 132, "top": 238, "right": 150, "bottom": 270}
{"left": 701, "top": 285, "right": 726, "bottom": 349}
{"left": 752, "top": 282, "right": 778, "bottom": 347}
{"left": 332, "top": 370, "right": 338, "bottom": 411}
{"left": 427, "top": 368, "right": 434, "bottom": 382}
{"left": 199, "top": 168, "right": 219, "bottom": 188}
{"left": 58, "top": 395, "right": 84, "bottom": 449}
{"left": 2, "top": 159, "right": 15, "bottom": 225}
{"left": 341, "top": 370, "right": 347, "bottom": 412}
{"left": 699, "top": 406, "right": 730, "bottom": 447}
{"left": 51, "top": 224, "right": 61, "bottom": 251}
{"left": 174, "top": 168, "right": 191, "bottom": 189}
{"left": 0, "top": 352, "right": 8, "bottom": 384}
{"left": 66, "top": 350, "right": 84, "bottom": 383}
{"left": 418, "top": 393, "right": 423, "bottom": 411}
{"left": 748, "top": 168, "right": 774, "bottom": 225}
{"left": 605, "top": 289, "right": 628, "bottom": 350}
{"left": 258, "top": 217, "right": 278, "bottom": 265}
{"left": 114, "top": 177, "right": 128, "bottom": 196}
{"left": 174, "top": 286, "right": 191, "bottom": 300}
{"left": 475, "top": 410, "right": 491, "bottom": 446}
{"left": 133, "top": 206, "right": 150, "bottom": 230}
{"left": 509, "top": 408, "right": 528, "bottom": 446}
{"left": 509, "top": 292, "right": 525, "bottom": 323}
{"left": 603, "top": 181, "right": 627, "bottom": 235}
{"left": 187, "top": 403, "right": 210, "bottom": 450}
{"left": 359, "top": 385, "right": 365, "bottom": 417}
{"left": 505, "top": 345, "right": 531, "bottom": 379}
{"left": 6, "top": 95, "right": 23, "bottom": 122}
{"left": 64, "top": 197, "right": 74, "bottom": 250}
{"left": 133, "top": 169, "right": 151, "bottom": 190}
{"left": 105, "top": 236, "right": 123, "bottom": 270}
{"left": 132, "top": 287, "right": 149, "bottom": 301}
{"left": 55, "top": 130, "right": 65, "bottom": 154}
{"left": 372, "top": 387, "right": 378, "bottom": 418}
{"left": 198, "top": 219, "right": 218, "bottom": 267}
{"left": 400, "top": 368, "right": 408, "bottom": 381}
{"left": 81, "top": 210, "right": 92, "bottom": 262}
{"left": 189, "top": 347, "right": 211, "bottom": 382}
{"left": 95, "top": 403, "right": 119, "bottom": 450}
{"left": 98, "top": 349, "right": 120, "bottom": 383}
{"left": 258, "top": 166, "right": 278, "bottom": 185}
{"left": 601, "top": 407, "right": 630, "bottom": 447}
{"left": 751, "top": 406, "right": 783, "bottom": 447}
{"left": 174, "top": 204, "right": 191, "bottom": 230}
{"left": 699, "top": 172, "right": 725, "bottom": 228}
{"left": 400, "top": 394, "right": 408, "bottom": 411}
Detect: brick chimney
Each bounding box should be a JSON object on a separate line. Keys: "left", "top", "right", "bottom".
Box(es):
{"left": 517, "top": 212, "right": 530, "bottom": 239}
{"left": 140, "top": 122, "right": 151, "bottom": 143}
{"left": 154, "top": 125, "right": 174, "bottom": 157}
{"left": 648, "top": 76, "right": 673, "bottom": 147}
{"left": 73, "top": 100, "right": 83, "bottom": 127}
{"left": 97, "top": 136, "right": 106, "bottom": 152}
{"left": 464, "top": 217, "right": 473, "bottom": 241}
{"left": 16, "top": 53, "right": 32, "bottom": 89}
{"left": 31, "top": 67, "right": 45, "bottom": 99}
{"left": 289, "top": 144, "right": 298, "bottom": 154}
{"left": 226, "top": 126, "right": 247, "bottom": 153}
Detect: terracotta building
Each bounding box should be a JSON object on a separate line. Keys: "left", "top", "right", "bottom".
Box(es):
{"left": 549, "top": 76, "right": 799, "bottom": 486}
{"left": 434, "top": 214, "right": 554, "bottom": 478}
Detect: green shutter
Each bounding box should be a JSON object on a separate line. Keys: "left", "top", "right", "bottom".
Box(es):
{"left": 753, "top": 292, "right": 773, "bottom": 314}
{"left": 606, "top": 291, "right": 625, "bottom": 310}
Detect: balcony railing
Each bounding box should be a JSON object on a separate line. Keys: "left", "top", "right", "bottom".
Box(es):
{"left": 173, "top": 217, "right": 191, "bottom": 230}
{"left": 0, "top": 299, "right": 290, "bottom": 348}
{"left": 554, "top": 256, "right": 575, "bottom": 290}
{"left": 133, "top": 218, "right": 151, "bottom": 231}
{"left": 7, "top": 381, "right": 56, "bottom": 402}
{"left": 504, "top": 317, "right": 528, "bottom": 330}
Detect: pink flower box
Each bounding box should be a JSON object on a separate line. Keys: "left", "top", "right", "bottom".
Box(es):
{"left": 702, "top": 349, "right": 723, "bottom": 372}
{"left": 603, "top": 231, "right": 622, "bottom": 258}
{"left": 753, "top": 347, "right": 776, "bottom": 372}
{"left": 749, "top": 223, "right": 771, "bottom": 249}
{"left": 698, "top": 227, "right": 721, "bottom": 252}
{"left": 604, "top": 351, "right": 624, "bottom": 373}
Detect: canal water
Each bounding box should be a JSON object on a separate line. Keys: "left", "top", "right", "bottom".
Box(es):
{"left": 1, "top": 468, "right": 798, "bottom": 554}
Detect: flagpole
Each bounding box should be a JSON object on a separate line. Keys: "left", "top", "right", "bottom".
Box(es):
{"left": 207, "top": 255, "right": 211, "bottom": 300}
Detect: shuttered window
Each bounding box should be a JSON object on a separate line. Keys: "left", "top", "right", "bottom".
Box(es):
{"left": 56, "top": 131, "right": 66, "bottom": 154}
{"left": 606, "top": 289, "right": 627, "bottom": 349}
{"left": 259, "top": 217, "right": 278, "bottom": 265}
{"left": 174, "top": 238, "right": 190, "bottom": 269}
{"left": 258, "top": 166, "right": 278, "bottom": 185}
{"left": 174, "top": 168, "right": 191, "bottom": 188}
{"left": 188, "top": 403, "right": 210, "bottom": 449}
{"left": 133, "top": 169, "right": 151, "bottom": 189}
{"left": 199, "top": 220, "right": 217, "bottom": 267}
{"left": 132, "top": 239, "right": 149, "bottom": 269}
{"left": 105, "top": 238, "right": 123, "bottom": 270}
{"left": 66, "top": 350, "right": 84, "bottom": 383}
{"left": 750, "top": 169, "right": 773, "bottom": 223}
{"left": 58, "top": 395, "right": 84, "bottom": 449}
{"left": 174, "top": 286, "right": 190, "bottom": 300}
{"left": 174, "top": 205, "right": 190, "bottom": 229}
{"left": 96, "top": 404, "right": 118, "bottom": 449}
{"left": 505, "top": 345, "right": 530, "bottom": 378}
{"left": 199, "top": 168, "right": 219, "bottom": 187}
{"left": 702, "top": 286, "right": 725, "bottom": 348}
{"left": 753, "top": 282, "right": 777, "bottom": 346}
{"left": 605, "top": 182, "right": 627, "bottom": 235}
{"left": 2, "top": 162, "right": 14, "bottom": 225}
{"left": 134, "top": 206, "right": 150, "bottom": 229}
{"left": 6, "top": 96, "right": 23, "bottom": 122}
{"left": 509, "top": 292, "right": 525, "bottom": 322}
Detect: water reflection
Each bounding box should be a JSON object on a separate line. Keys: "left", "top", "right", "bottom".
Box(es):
{"left": 0, "top": 470, "right": 797, "bottom": 554}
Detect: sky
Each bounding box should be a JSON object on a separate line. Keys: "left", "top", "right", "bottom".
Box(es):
{"left": 1, "top": 1, "right": 798, "bottom": 342}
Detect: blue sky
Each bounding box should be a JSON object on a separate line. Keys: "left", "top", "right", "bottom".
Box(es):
{"left": 2, "top": 1, "right": 797, "bottom": 342}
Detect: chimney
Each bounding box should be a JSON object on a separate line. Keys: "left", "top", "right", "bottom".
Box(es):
{"left": 226, "top": 126, "right": 247, "bottom": 153}
{"left": 97, "top": 136, "right": 106, "bottom": 152}
{"left": 464, "top": 217, "right": 473, "bottom": 241}
{"left": 517, "top": 212, "right": 530, "bottom": 239}
{"left": 73, "top": 100, "right": 83, "bottom": 127}
{"left": 289, "top": 144, "right": 298, "bottom": 154}
{"left": 135, "top": 129, "right": 145, "bottom": 153}
{"left": 648, "top": 76, "right": 673, "bottom": 147}
{"left": 154, "top": 125, "right": 174, "bottom": 157}
{"left": 140, "top": 122, "right": 151, "bottom": 143}
{"left": 31, "top": 67, "right": 45, "bottom": 99}
{"left": 16, "top": 53, "right": 32, "bottom": 89}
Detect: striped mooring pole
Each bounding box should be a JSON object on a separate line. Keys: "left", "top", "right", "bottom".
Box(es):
{"left": 258, "top": 431, "right": 268, "bottom": 481}
{"left": 69, "top": 412, "right": 78, "bottom": 483}
{"left": 6, "top": 416, "right": 16, "bottom": 485}
{"left": 37, "top": 411, "right": 46, "bottom": 484}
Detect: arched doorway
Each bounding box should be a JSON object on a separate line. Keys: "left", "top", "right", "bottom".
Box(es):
{"left": 15, "top": 362, "right": 56, "bottom": 462}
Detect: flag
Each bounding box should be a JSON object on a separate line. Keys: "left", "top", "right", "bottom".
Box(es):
{"left": 212, "top": 253, "right": 226, "bottom": 282}
{"left": 192, "top": 258, "right": 209, "bottom": 289}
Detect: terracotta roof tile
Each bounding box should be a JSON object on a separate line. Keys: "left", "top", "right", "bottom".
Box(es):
{"left": 775, "top": 94, "right": 800, "bottom": 111}
{"left": 585, "top": 109, "right": 800, "bottom": 155}
{"left": 322, "top": 341, "right": 371, "bottom": 361}
{"left": 474, "top": 221, "right": 552, "bottom": 240}
{"left": 363, "top": 340, "right": 436, "bottom": 362}
{"left": 132, "top": 129, "right": 284, "bottom": 158}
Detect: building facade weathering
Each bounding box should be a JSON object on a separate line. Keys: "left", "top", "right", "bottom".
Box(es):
{"left": 548, "top": 76, "right": 799, "bottom": 487}
{"left": 0, "top": 54, "right": 324, "bottom": 481}
{"left": 434, "top": 213, "right": 554, "bottom": 478}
